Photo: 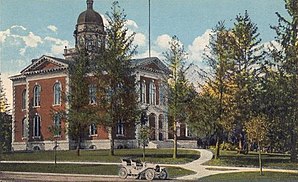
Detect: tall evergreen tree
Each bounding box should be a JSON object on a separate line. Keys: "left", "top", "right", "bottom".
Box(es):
{"left": 67, "top": 49, "right": 93, "bottom": 156}
{"left": 164, "top": 35, "right": 190, "bottom": 159}
{"left": 271, "top": 0, "right": 298, "bottom": 161}
{"left": 94, "top": 1, "right": 138, "bottom": 156}
{"left": 228, "top": 11, "right": 265, "bottom": 152}
{"left": 0, "top": 75, "right": 12, "bottom": 157}
{"left": 202, "top": 22, "right": 235, "bottom": 158}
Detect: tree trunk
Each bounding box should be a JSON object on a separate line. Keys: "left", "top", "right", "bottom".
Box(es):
{"left": 258, "top": 140, "right": 263, "bottom": 176}
{"left": 246, "top": 142, "right": 250, "bottom": 154}
{"left": 215, "top": 136, "right": 220, "bottom": 159}
{"left": 109, "top": 127, "right": 115, "bottom": 156}
{"left": 173, "top": 118, "right": 177, "bottom": 159}
{"left": 238, "top": 138, "right": 243, "bottom": 154}
{"left": 290, "top": 130, "right": 297, "bottom": 162}
{"left": 0, "top": 140, "right": 2, "bottom": 161}
{"left": 143, "top": 140, "right": 146, "bottom": 161}
{"left": 76, "top": 138, "right": 80, "bottom": 156}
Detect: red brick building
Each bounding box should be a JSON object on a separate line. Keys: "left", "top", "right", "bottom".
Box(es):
{"left": 10, "top": 0, "right": 181, "bottom": 151}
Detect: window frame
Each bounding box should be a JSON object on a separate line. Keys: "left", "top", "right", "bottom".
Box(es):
{"left": 22, "top": 89, "right": 26, "bottom": 110}
{"left": 149, "top": 81, "right": 156, "bottom": 105}
{"left": 33, "top": 85, "right": 41, "bottom": 107}
{"left": 53, "top": 114, "right": 61, "bottom": 137}
{"left": 89, "top": 123, "right": 97, "bottom": 136}
{"left": 33, "top": 114, "right": 41, "bottom": 139}
{"left": 141, "top": 81, "right": 146, "bottom": 103}
{"left": 88, "top": 84, "right": 97, "bottom": 105}
{"left": 53, "top": 82, "right": 61, "bottom": 106}
{"left": 22, "top": 118, "right": 27, "bottom": 139}
{"left": 116, "top": 119, "right": 124, "bottom": 136}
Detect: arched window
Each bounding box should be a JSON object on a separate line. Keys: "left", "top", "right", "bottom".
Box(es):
{"left": 141, "top": 81, "right": 146, "bottom": 103}
{"left": 89, "top": 84, "right": 97, "bottom": 104}
{"left": 53, "top": 114, "right": 61, "bottom": 136}
{"left": 89, "top": 123, "right": 97, "bottom": 136}
{"left": 149, "top": 81, "right": 156, "bottom": 105}
{"left": 22, "top": 90, "right": 26, "bottom": 109}
{"left": 22, "top": 118, "right": 26, "bottom": 138}
{"left": 53, "top": 82, "right": 61, "bottom": 105}
{"left": 33, "top": 85, "right": 41, "bottom": 107}
{"left": 33, "top": 114, "right": 41, "bottom": 138}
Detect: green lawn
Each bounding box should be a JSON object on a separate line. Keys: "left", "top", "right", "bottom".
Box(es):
{"left": 199, "top": 172, "right": 298, "bottom": 182}
{"left": 204, "top": 149, "right": 298, "bottom": 170}
{"left": 0, "top": 163, "right": 195, "bottom": 179}
{"left": 1, "top": 149, "right": 199, "bottom": 164}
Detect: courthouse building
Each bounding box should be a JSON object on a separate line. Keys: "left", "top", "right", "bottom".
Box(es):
{"left": 10, "top": 0, "right": 195, "bottom": 151}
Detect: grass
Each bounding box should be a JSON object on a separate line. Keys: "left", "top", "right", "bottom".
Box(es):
{"left": 204, "top": 149, "right": 298, "bottom": 170}
{"left": 199, "top": 171, "right": 298, "bottom": 182}
{"left": 0, "top": 163, "right": 195, "bottom": 178}
{"left": 1, "top": 149, "right": 199, "bottom": 164}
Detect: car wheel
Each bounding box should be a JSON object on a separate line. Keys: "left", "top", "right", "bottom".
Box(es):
{"left": 118, "top": 167, "right": 128, "bottom": 179}
{"left": 159, "top": 169, "right": 168, "bottom": 180}
{"left": 145, "top": 168, "right": 155, "bottom": 180}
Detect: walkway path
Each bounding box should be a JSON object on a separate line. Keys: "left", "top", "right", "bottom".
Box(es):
{"left": 175, "top": 149, "right": 298, "bottom": 180}
{"left": 1, "top": 149, "right": 298, "bottom": 181}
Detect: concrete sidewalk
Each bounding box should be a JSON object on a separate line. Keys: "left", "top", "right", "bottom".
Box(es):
{"left": 175, "top": 149, "right": 298, "bottom": 180}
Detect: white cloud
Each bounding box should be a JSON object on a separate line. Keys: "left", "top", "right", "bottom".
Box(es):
{"left": 11, "top": 25, "right": 27, "bottom": 31}
{"left": 47, "top": 25, "right": 58, "bottom": 32}
{"left": 263, "top": 40, "right": 282, "bottom": 52}
{"left": 22, "top": 32, "right": 43, "bottom": 48}
{"left": 155, "top": 34, "right": 172, "bottom": 50}
{"left": 0, "top": 29, "right": 11, "bottom": 43}
{"left": 188, "top": 29, "right": 213, "bottom": 63}
{"left": 133, "top": 49, "right": 161, "bottom": 59}
{"left": 102, "top": 14, "right": 109, "bottom": 27}
{"left": 19, "top": 48, "right": 26, "bottom": 56}
{"left": 45, "top": 36, "right": 70, "bottom": 55}
{"left": 126, "top": 19, "right": 138, "bottom": 29}
{"left": 134, "top": 33, "right": 146, "bottom": 46}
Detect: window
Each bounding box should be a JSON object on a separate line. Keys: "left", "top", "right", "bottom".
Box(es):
{"left": 22, "top": 118, "right": 26, "bottom": 138}
{"left": 149, "top": 81, "right": 156, "bottom": 105}
{"left": 159, "top": 84, "right": 165, "bottom": 105}
{"left": 33, "top": 85, "right": 41, "bottom": 107}
{"left": 185, "top": 124, "right": 192, "bottom": 137}
{"left": 141, "top": 81, "right": 146, "bottom": 103}
{"left": 22, "top": 90, "right": 26, "bottom": 110}
{"left": 53, "top": 114, "right": 61, "bottom": 136}
{"left": 89, "top": 84, "right": 96, "bottom": 104}
{"left": 89, "top": 123, "right": 97, "bottom": 136}
{"left": 116, "top": 120, "right": 124, "bottom": 136}
{"left": 53, "top": 82, "right": 61, "bottom": 105}
{"left": 33, "top": 114, "right": 41, "bottom": 138}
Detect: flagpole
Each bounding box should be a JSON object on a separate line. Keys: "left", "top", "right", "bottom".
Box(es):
{"left": 149, "top": 0, "right": 151, "bottom": 58}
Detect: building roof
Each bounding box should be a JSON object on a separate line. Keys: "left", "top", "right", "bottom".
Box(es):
{"left": 10, "top": 55, "right": 169, "bottom": 81}
{"left": 132, "top": 57, "right": 170, "bottom": 74}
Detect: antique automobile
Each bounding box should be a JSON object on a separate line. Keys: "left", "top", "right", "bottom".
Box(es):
{"left": 118, "top": 158, "right": 168, "bottom": 180}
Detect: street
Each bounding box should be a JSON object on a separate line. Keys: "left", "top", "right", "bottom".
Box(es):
{"left": 0, "top": 172, "right": 182, "bottom": 182}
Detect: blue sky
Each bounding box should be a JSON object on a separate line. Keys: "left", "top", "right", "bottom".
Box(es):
{"left": 0, "top": 0, "right": 288, "bottom": 106}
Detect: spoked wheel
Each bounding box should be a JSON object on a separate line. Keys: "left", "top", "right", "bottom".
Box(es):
{"left": 118, "top": 167, "right": 128, "bottom": 179}
{"left": 159, "top": 169, "right": 168, "bottom": 180}
{"left": 145, "top": 168, "right": 155, "bottom": 181}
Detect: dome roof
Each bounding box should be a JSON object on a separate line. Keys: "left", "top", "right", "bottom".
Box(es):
{"left": 77, "top": 0, "right": 103, "bottom": 26}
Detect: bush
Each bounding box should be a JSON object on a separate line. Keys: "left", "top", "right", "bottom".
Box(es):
{"left": 220, "top": 142, "right": 237, "bottom": 151}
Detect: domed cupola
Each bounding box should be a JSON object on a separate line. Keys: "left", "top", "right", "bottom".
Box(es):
{"left": 77, "top": 0, "right": 103, "bottom": 26}
{"left": 74, "top": 0, "right": 105, "bottom": 53}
